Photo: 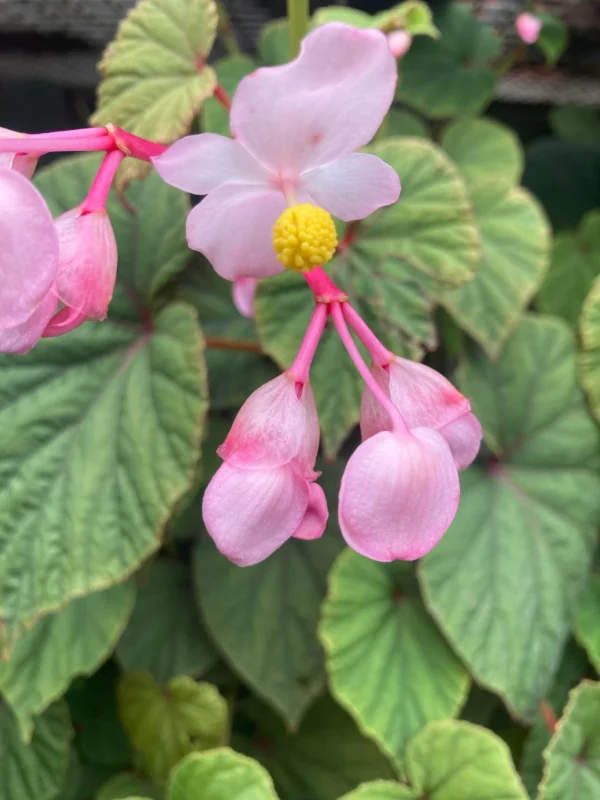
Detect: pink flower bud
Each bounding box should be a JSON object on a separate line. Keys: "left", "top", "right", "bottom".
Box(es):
{"left": 54, "top": 207, "right": 118, "bottom": 321}
{"left": 0, "top": 128, "right": 38, "bottom": 179}
{"left": 516, "top": 12, "right": 542, "bottom": 44}
{"left": 387, "top": 29, "right": 413, "bottom": 59}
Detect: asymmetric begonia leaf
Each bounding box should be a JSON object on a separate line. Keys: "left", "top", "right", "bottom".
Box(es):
{"left": 96, "top": 772, "right": 162, "bottom": 800}
{"left": 256, "top": 137, "right": 478, "bottom": 457}
{"left": 339, "top": 784, "right": 416, "bottom": 800}
{"left": 320, "top": 551, "right": 469, "bottom": 763}
{"left": 397, "top": 3, "right": 501, "bottom": 118}
{"left": 118, "top": 672, "right": 228, "bottom": 785}
{"left": 550, "top": 106, "right": 600, "bottom": 146}
{"left": 201, "top": 55, "right": 256, "bottom": 137}
{"left": 258, "top": 19, "right": 290, "bottom": 65}
{"left": 537, "top": 13, "right": 569, "bottom": 67}
{"left": 421, "top": 316, "right": 600, "bottom": 721}
{"left": 537, "top": 210, "right": 600, "bottom": 326}
{"left": 579, "top": 274, "right": 600, "bottom": 424}
{"left": 241, "top": 696, "right": 397, "bottom": 800}
{"left": 0, "top": 700, "right": 72, "bottom": 800}
{"left": 312, "top": 7, "right": 374, "bottom": 28}
{"left": 91, "top": 0, "right": 218, "bottom": 186}
{"left": 193, "top": 534, "right": 342, "bottom": 729}
{"left": 116, "top": 560, "right": 217, "bottom": 683}
{"left": 441, "top": 118, "right": 523, "bottom": 189}
{"left": 575, "top": 574, "right": 600, "bottom": 673}
{"left": 0, "top": 582, "right": 135, "bottom": 742}
{"left": 438, "top": 180, "right": 550, "bottom": 358}
{"left": 385, "top": 108, "right": 428, "bottom": 139}
{"left": 167, "top": 749, "right": 279, "bottom": 800}
{"left": 539, "top": 681, "right": 600, "bottom": 799}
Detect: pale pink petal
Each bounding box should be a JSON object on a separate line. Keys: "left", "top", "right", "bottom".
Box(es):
{"left": 0, "top": 128, "right": 38, "bottom": 178}
{"left": 218, "top": 373, "right": 307, "bottom": 470}
{"left": 186, "top": 184, "right": 285, "bottom": 281}
{"left": 302, "top": 154, "right": 400, "bottom": 222}
{"left": 440, "top": 412, "right": 482, "bottom": 471}
{"left": 292, "top": 482, "right": 328, "bottom": 540}
{"left": 0, "top": 169, "right": 59, "bottom": 328}
{"left": 230, "top": 23, "right": 397, "bottom": 175}
{"left": 516, "top": 13, "right": 542, "bottom": 44}
{"left": 152, "top": 133, "right": 272, "bottom": 195}
{"left": 291, "top": 381, "right": 321, "bottom": 479}
{"left": 42, "top": 306, "right": 87, "bottom": 338}
{"left": 232, "top": 278, "right": 257, "bottom": 319}
{"left": 339, "top": 428, "right": 460, "bottom": 561}
{"left": 202, "top": 463, "right": 310, "bottom": 566}
{"left": 360, "top": 365, "right": 393, "bottom": 441}
{"left": 0, "top": 290, "right": 58, "bottom": 354}
{"left": 387, "top": 30, "right": 412, "bottom": 59}
{"left": 54, "top": 208, "right": 118, "bottom": 321}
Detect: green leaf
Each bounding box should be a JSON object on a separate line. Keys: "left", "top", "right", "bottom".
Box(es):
{"left": 539, "top": 681, "right": 600, "bottom": 799}
{"left": 398, "top": 3, "right": 501, "bottom": 119}
{"left": 312, "top": 7, "right": 374, "bottom": 28}
{"left": 117, "top": 560, "right": 217, "bottom": 683}
{"left": 575, "top": 575, "right": 600, "bottom": 673}
{"left": 91, "top": 0, "right": 218, "bottom": 186}
{"left": 201, "top": 55, "right": 256, "bottom": 137}
{"left": 0, "top": 582, "right": 135, "bottom": 742}
{"left": 258, "top": 19, "right": 290, "bottom": 65}
{"left": 320, "top": 551, "right": 469, "bottom": 763}
{"left": 537, "top": 13, "right": 569, "bottom": 67}
{"left": 421, "top": 315, "right": 600, "bottom": 721}
{"left": 441, "top": 118, "right": 523, "bottom": 188}
{"left": 118, "top": 672, "right": 228, "bottom": 785}
{"left": 193, "top": 534, "right": 342, "bottom": 729}
{"left": 579, "top": 275, "right": 600, "bottom": 424}
{"left": 386, "top": 109, "right": 428, "bottom": 139}
{"left": 256, "top": 137, "right": 478, "bottom": 457}
{"left": 376, "top": 2, "right": 439, "bottom": 37}
{"left": 537, "top": 210, "right": 600, "bottom": 326}
{"left": 241, "top": 696, "right": 396, "bottom": 800}
{"left": 167, "top": 749, "right": 278, "bottom": 800}
{"left": 0, "top": 700, "right": 72, "bottom": 800}
{"left": 549, "top": 106, "right": 600, "bottom": 146}
{"left": 439, "top": 180, "right": 550, "bottom": 358}
{"left": 97, "top": 772, "right": 162, "bottom": 800}
{"left": 339, "top": 783, "right": 416, "bottom": 800}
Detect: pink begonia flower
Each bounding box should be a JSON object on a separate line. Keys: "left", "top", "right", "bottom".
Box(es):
{"left": 339, "top": 427, "right": 460, "bottom": 561}
{"left": 232, "top": 277, "right": 257, "bottom": 319}
{"left": 202, "top": 373, "right": 328, "bottom": 566}
{"left": 387, "top": 30, "right": 413, "bottom": 58}
{"left": 0, "top": 127, "right": 38, "bottom": 178}
{"left": 360, "top": 358, "right": 482, "bottom": 471}
{"left": 153, "top": 23, "right": 400, "bottom": 282}
{"left": 516, "top": 12, "right": 542, "bottom": 44}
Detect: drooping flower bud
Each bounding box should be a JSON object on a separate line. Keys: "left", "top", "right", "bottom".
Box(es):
{"left": 387, "top": 29, "right": 413, "bottom": 59}
{"left": 516, "top": 12, "right": 542, "bottom": 44}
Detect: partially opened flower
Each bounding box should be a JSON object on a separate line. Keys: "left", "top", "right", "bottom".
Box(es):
{"left": 0, "top": 127, "right": 38, "bottom": 178}
{"left": 153, "top": 23, "right": 400, "bottom": 281}
{"left": 516, "top": 12, "right": 542, "bottom": 44}
{"left": 202, "top": 373, "right": 328, "bottom": 566}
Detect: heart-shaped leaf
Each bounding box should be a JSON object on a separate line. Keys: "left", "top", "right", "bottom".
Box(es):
{"left": 167, "top": 749, "right": 278, "bottom": 800}
{"left": 441, "top": 118, "right": 523, "bottom": 189}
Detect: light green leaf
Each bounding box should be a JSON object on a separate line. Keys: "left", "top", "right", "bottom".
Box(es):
{"left": 0, "top": 700, "right": 72, "bottom": 800}
{"left": 550, "top": 106, "right": 600, "bottom": 146}
{"left": 91, "top": 0, "right": 218, "bottom": 186}
{"left": 579, "top": 274, "right": 600, "bottom": 423}
{"left": 441, "top": 118, "right": 523, "bottom": 188}
{"left": 201, "top": 55, "right": 256, "bottom": 136}
{"left": 376, "top": 2, "right": 438, "bottom": 37}
{"left": 312, "top": 7, "right": 374, "bottom": 28}
{"left": 421, "top": 316, "right": 600, "bottom": 721}
{"left": 96, "top": 772, "right": 161, "bottom": 800}
{"left": 439, "top": 180, "right": 550, "bottom": 358}
{"left": 386, "top": 108, "right": 428, "bottom": 139}
{"left": 537, "top": 13, "right": 569, "bottom": 67}
{"left": 575, "top": 575, "right": 600, "bottom": 673}
{"left": 117, "top": 560, "right": 216, "bottom": 683}
{"left": 193, "top": 534, "right": 342, "bottom": 729}
{"left": 258, "top": 19, "right": 290, "bottom": 65}
{"left": 339, "top": 783, "right": 416, "bottom": 800}
{"left": 118, "top": 672, "right": 227, "bottom": 785}
{"left": 241, "top": 696, "right": 396, "bottom": 800}
{"left": 320, "top": 551, "right": 469, "bottom": 763}
{"left": 539, "top": 681, "right": 600, "bottom": 799}
{"left": 398, "top": 4, "right": 501, "bottom": 118}
{"left": 0, "top": 583, "right": 135, "bottom": 742}
{"left": 538, "top": 210, "right": 600, "bottom": 326}
{"left": 167, "top": 749, "right": 278, "bottom": 800}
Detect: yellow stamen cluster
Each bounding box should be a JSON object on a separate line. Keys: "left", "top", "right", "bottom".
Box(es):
{"left": 272, "top": 204, "right": 338, "bottom": 272}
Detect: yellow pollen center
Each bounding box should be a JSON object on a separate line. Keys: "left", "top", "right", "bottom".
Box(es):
{"left": 272, "top": 204, "right": 338, "bottom": 272}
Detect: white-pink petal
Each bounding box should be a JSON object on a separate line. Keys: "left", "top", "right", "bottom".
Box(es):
{"left": 339, "top": 428, "right": 460, "bottom": 561}
{"left": 440, "top": 412, "right": 482, "bottom": 471}
{"left": 152, "top": 133, "right": 272, "bottom": 195}
{"left": 202, "top": 462, "right": 310, "bottom": 566}
{"left": 186, "top": 184, "right": 285, "bottom": 281}
{"left": 0, "top": 169, "right": 59, "bottom": 329}
{"left": 292, "top": 482, "right": 329, "bottom": 540}
{"left": 232, "top": 278, "right": 257, "bottom": 319}
{"left": 230, "top": 23, "right": 397, "bottom": 176}
{"left": 0, "top": 128, "right": 38, "bottom": 179}
{"left": 302, "top": 153, "right": 400, "bottom": 222}
{"left": 0, "top": 289, "right": 58, "bottom": 354}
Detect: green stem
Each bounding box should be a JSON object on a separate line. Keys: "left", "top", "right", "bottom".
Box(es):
{"left": 287, "top": 0, "right": 309, "bottom": 59}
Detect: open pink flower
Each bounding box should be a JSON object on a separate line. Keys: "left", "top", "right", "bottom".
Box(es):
{"left": 360, "top": 358, "right": 482, "bottom": 471}
{"left": 153, "top": 23, "right": 400, "bottom": 282}
{"left": 516, "top": 12, "right": 542, "bottom": 44}
{"left": 202, "top": 373, "right": 328, "bottom": 566}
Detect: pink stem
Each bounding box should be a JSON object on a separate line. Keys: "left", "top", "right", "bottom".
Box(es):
{"left": 288, "top": 303, "right": 328, "bottom": 384}
{"left": 0, "top": 135, "right": 114, "bottom": 154}
{"left": 81, "top": 149, "right": 126, "bottom": 213}
{"left": 106, "top": 124, "right": 168, "bottom": 161}
{"left": 214, "top": 83, "right": 232, "bottom": 111}
{"left": 330, "top": 302, "right": 407, "bottom": 434}
{"left": 27, "top": 127, "right": 108, "bottom": 140}
{"left": 342, "top": 303, "right": 394, "bottom": 367}
{"left": 304, "top": 267, "right": 348, "bottom": 304}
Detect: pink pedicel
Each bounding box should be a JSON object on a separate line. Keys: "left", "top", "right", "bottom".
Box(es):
{"left": 516, "top": 12, "right": 542, "bottom": 44}
{"left": 387, "top": 29, "right": 413, "bottom": 58}
{"left": 152, "top": 23, "right": 401, "bottom": 282}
